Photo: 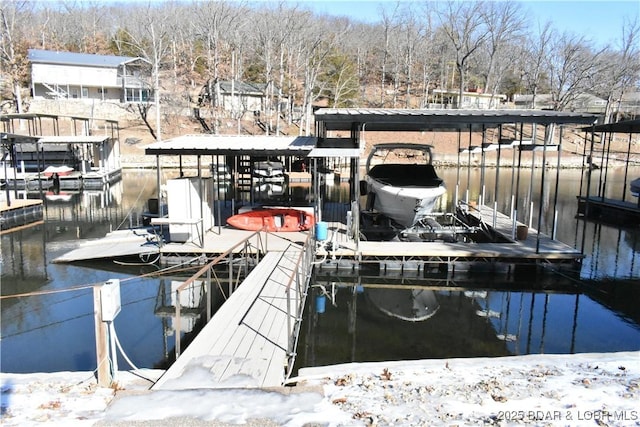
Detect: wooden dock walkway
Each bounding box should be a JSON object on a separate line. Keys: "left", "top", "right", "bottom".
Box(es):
{"left": 153, "top": 243, "right": 307, "bottom": 390}
{"left": 470, "top": 204, "right": 582, "bottom": 257}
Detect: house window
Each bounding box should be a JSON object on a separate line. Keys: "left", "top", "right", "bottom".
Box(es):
{"left": 82, "top": 88, "right": 88, "bottom": 98}
{"left": 125, "top": 88, "right": 152, "bottom": 103}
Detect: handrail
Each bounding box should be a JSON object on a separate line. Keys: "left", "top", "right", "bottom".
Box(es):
{"left": 284, "top": 234, "right": 314, "bottom": 379}
{"left": 173, "top": 229, "right": 314, "bottom": 367}
{"left": 174, "top": 231, "right": 265, "bottom": 358}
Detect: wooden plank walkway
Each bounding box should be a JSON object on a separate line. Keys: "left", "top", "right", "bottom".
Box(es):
{"left": 472, "top": 204, "right": 581, "bottom": 255}
{"left": 153, "top": 244, "right": 304, "bottom": 390}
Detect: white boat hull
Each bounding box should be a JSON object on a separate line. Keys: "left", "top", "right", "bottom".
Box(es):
{"left": 366, "top": 176, "right": 446, "bottom": 227}
{"left": 253, "top": 161, "right": 285, "bottom": 182}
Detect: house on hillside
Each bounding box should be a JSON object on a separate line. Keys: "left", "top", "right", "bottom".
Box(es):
{"left": 513, "top": 93, "right": 608, "bottom": 114}
{"left": 28, "top": 49, "right": 152, "bottom": 103}
{"left": 198, "top": 79, "right": 270, "bottom": 118}
{"left": 429, "top": 88, "right": 507, "bottom": 109}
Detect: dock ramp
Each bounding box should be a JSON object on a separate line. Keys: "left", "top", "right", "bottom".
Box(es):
{"left": 153, "top": 243, "right": 309, "bottom": 390}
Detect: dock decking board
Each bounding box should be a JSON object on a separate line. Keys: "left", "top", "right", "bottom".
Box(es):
{"left": 153, "top": 246, "right": 303, "bottom": 390}
{"left": 470, "top": 205, "right": 582, "bottom": 256}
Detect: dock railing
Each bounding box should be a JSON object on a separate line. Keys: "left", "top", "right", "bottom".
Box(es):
{"left": 173, "top": 231, "right": 266, "bottom": 358}
{"left": 173, "top": 230, "right": 314, "bottom": 367}
{"left": 283, "top": 233, "right": 314, "bottom": 379}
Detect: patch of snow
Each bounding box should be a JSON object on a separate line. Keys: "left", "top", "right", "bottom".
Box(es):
{"left": 1, "top": 352, "right": 638, "bottom": 426}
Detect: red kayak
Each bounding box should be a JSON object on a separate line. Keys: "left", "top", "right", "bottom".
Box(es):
{"left": 227, "top": 208, "right": 315, "bottom": 232}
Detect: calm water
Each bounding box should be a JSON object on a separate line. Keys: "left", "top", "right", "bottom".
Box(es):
{"left": 1, "top": 167, "right": 639, "bottom": 374}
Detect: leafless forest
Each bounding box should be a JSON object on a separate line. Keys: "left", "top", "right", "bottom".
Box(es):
{"left": 1, "top": 0, "right": 639, "bottom": 137}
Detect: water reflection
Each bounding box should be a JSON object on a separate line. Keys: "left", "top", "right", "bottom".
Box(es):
{"left": 295, "top": 277, "right": 640, "bottom": 371}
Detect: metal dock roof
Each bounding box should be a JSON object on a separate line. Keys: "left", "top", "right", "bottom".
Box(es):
{"left": 37, "top": 135, "right": 112, "bottom": 144}
{"left": 144, "top": 135, "right": 317, "bottom": 156}
{"left": 315, "top": 108, "right": 599, "bottom": 131}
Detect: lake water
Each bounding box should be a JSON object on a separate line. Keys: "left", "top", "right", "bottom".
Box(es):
{"left": 1, "top": 167, "right": 639, "bottom": 374}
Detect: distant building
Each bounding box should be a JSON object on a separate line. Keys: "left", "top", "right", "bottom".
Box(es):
{"left": 28, "top": 49, "right": 152, "bottom": 103}
{"left": 198, "top": 79, "right": 270, "bottom": 117}
{"left": 217, "top": 80, "right": 269, "bottom": 114}
{"left": 430, "top": 89, "right": 507, "bottom": 109}
{"left": 513, "top": 93, "right": 607, "bottom": 113}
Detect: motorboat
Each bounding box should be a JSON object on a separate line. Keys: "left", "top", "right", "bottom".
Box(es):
{"left": 253, "top": 160, "right": 285, "bottom": 182}
{"left": 210, "top": 163, "right": 231, "bottom": 182}
{"left": 366, "top": 288, "right": 439, "bottom": 322}
{"left": 43, "top": 165, "right": 74, "bottom": 177}
{"left": 227, "top": 207, "right": 314, "bottom": 232}
{"left": 363, "top": 144, "right": 446, "bottom": 227}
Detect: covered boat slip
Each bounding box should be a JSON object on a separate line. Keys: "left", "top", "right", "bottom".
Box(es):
{"left": 577, "top": 119, "right": 640, "bottom": 223}
{"left": 0, "top": 132, "right": 123, "bottom": 190}
{"left": 141, "top": 109, "right": 599, "bottom": 269}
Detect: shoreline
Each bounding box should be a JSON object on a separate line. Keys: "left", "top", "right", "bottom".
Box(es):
{"left": 1, "top": 351, "right": 638, "bottom": 426}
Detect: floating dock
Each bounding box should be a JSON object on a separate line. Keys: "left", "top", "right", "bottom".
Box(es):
{"left": 577, "top": 119, "right": 640, "bottom": 227}
{"left": 577, "top": 195, "right": 640, "bottom": 224}
{"left": 0, "top": 198, "right": 44, "bottom": 232}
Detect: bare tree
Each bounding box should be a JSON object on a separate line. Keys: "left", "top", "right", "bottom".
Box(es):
{"left": 546, "top": 32, "right": 607, "bottom": 111}
{"left": 192, "top": 1, "right": 243, "bottom": 133}
{"left": 436, "top": 0, "right": 489, "bottom": 108}
{"left": 377, "top": 3, "right": 401, "bottom": 107}
{"left": 297, "top": 17, "right": 347, "bottom": 135}
{"left": 115, "top": 3, "right": 175, "bottom": 141}
{"left": 479, "top": 1, "right": 524, "bottom": 99}
{"left": 596, "top": 18, "right": 640, "bottom": 122}
{"left": 520, "top": 22, "right": 553, "bottom": 109}
{"left": 0, "top": 0, "right": 33, "bottom": 112}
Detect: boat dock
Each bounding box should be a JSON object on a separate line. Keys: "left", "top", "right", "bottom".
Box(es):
{"left": 55, "top": 108, "right": 607, "bottom": 390}
{"left": 1, "top": 198, "right": 44, "bottom": 232}
{"left": 577, "top": 195, "right": 640, "bottom": 224}
{"left": 316, "top": 208, "right": 582, "bottom": 274}
{"left": 577, "top": 119, "right": 640, "bottom": 226}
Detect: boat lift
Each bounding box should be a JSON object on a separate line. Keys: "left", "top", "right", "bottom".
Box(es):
{"left": 359, "top": 210, "right": 481, "bottom": 243}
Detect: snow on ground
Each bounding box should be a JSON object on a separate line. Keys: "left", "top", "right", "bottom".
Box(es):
{"left": 1, "top": 352, "right": 638, "bottom": 426}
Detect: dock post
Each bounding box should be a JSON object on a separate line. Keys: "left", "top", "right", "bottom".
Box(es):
{"left": 93, "top": 286, "right": 111, "bottom": 387}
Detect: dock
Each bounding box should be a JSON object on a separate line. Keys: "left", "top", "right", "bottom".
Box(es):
{"left": 1, "top": 198, "right": 44, "bottom": 232}
{"left": 152, "top": 243, "right": 309, "bottom": 389}
{"left": 577, "top": 195, "right": 640, "bottom": 225}
{"left": 313, "top": 204, "right": 583, "bottom": 273}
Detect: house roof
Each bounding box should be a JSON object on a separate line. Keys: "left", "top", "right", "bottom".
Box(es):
{"left": 218, "top": 80, "right": 268, "bottom": 95}
{"left": 27, "top": 49, "right": 148, "bottom": 68}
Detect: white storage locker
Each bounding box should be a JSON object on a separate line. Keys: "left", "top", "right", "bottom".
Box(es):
{"left": 166, "top": 177, "right": 214, "bottom": 243}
